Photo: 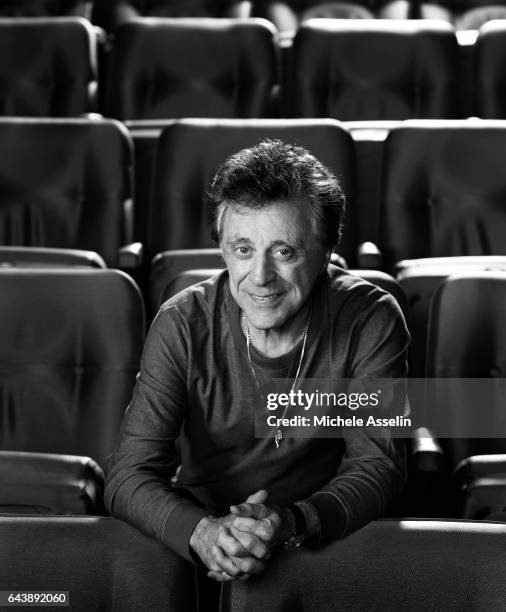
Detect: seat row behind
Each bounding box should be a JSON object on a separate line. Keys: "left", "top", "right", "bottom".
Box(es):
{"left": 0, "top": 116, "right": 505, "bottom": 276}
{"left": 6, "top": 18, "right": 506, "bottom": 120}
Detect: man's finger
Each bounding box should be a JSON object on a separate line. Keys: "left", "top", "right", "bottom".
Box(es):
{"left": 245, "top": 489, "right": 268, "bottom": 504}
{"left": 207, "top": 570, "right": 236, "bottom": 582}
{"left": 229, "top": 525, "right": 271, "bottom": 560}
{"left": 217, "top": 525, "right": 251, "bottom": 558}
{"left": 231, "top": 516, "right": 278, "bottom": 541}
{"left": 213, "top": 545, "right": 264, "bottom": 577}
{"left": 228, "top": 554, "right": 266, "bottom": 575}
{"left": 212, "top": 545, "right": 243, "bottom": 577}
{"left": 230, "top": 502, "right": 269, "bottom": 518}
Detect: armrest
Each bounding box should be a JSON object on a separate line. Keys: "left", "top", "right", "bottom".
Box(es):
{"left": 412, "top": 427, "right": 443, "bottom": 473}
{"left": 330, "top": 252, "right": 348, "bottom": 269}
{"left": 357, "top": 242, "right": 383, "bottom": 270}
{"left": 118, "top": 242, "right": 144, "bottom": 269}
{"left": 454, "top": 454, "right": 506, "bottom": 486}
{"left": 224, "top": 1, "right": 254, "bottom": 17}
{"left": 0, "top": 451, "right": 105, "bottom": 515}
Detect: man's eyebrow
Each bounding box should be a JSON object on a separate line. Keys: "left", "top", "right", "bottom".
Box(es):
{"left": 274, "top": 231, "right": 305, "bottom": 248}
{"left": 225, "top": 233, "right": 306, "bottom": 249}
{"left": 225, "top": 236, "right": 253, "bottom": 247}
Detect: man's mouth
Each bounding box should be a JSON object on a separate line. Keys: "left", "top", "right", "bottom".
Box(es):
{"left": 249, "top": 292, "right": 282, "bottom": 304}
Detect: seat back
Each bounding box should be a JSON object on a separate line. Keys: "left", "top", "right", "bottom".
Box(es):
{"left": 455, "top": 454, "right": 506, "bottom": 519}
{"left": 0, "top": 118, "right": 133, "bottom": 267}
{"left": 396, "top": 256, "right": 506, "bottom": 377}
{"left": 420, "top": 1, "right": 506, "bottom": 28}
{"left": 0, "top": 18, "right": 96, "bottom": 117}
{"left": 0, "top": 516, "right": 196, "bottom": 611}
{"left": 426, "top": 272, "right": 506, "bottom": 467}
{"left": 150, "top": 248, "right": 224, "bottom": 311}
{"left": 0, "top": 451, "right": 105, "bottom": 515}
{"left": 0, "top": 1, "right": 89, "bottom": 17}
{"left": 0, "top": 269, "right": 145, "bottom": 469}
{"left": 222, "top": 519, "right": 506, "bottom": 612}
{"left": 93, "top": 0, "right": 218, "bottom": 31}
{"left": 380, "top": 120, "right": 506, "bottom": 271}
{"left": 0, "top": 247, "right": 106, "bottom": 268}
{"left": 289, "top": 19, "right": 460, "bottom": 120}
{"left": 104, "top": 18, "right": 278, "bottom": 120}
{"left": 475, "top": 21, "right": 506, "bottom": 119}
{"left": 150, "top": 262, "right": 408, "bottom": 320}
{"left": 148, "top": 118, "right": 358, "bottom": 264}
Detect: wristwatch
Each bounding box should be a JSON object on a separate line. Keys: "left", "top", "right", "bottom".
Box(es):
{"left": 283, "top": 504, "right": 307, "bottom": 551}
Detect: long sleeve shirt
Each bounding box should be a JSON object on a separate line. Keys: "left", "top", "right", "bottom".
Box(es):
{"left": 104, "top": 266, "right": 410, "bottom": 564}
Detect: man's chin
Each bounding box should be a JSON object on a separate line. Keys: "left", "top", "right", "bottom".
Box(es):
{"left": 243, "top": 309, "right": 285, "bottom": 332}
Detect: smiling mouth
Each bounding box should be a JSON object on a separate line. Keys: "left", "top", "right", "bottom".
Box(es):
{"left": 250, "top": 293, "right": 282, "bottom": 303}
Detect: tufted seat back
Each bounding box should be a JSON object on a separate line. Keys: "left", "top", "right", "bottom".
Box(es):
{"left": 104, "top": 18, "right": 279, "bottom": 120}
{"left": 0, "top": 269, "right": 145, "bottom": 469}
{"left": 380, "top": 120, "right": 506, "bottom": 271}
{"left": 0, "top": 118, "right": 133, "bottom": 267}
{"left": 0, "top": 18, "right": 96, "bottom": 117}
{"left": 289, "top": 19, "right": 461, "bottom": 121}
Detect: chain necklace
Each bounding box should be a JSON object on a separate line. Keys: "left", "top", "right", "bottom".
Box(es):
{"left": 242, "top": 310, "right": 310, "bottom": 448}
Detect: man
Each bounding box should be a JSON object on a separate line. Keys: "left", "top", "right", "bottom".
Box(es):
{"left": 105, "top": 139, "right": 409, "bottom": 582}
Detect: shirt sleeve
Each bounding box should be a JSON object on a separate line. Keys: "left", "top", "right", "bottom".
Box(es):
{"left": 104, "top": 305, "right": 210, "bottom": 565}
{"left": 299, "top": 289, "right": 410, "bottom": 545}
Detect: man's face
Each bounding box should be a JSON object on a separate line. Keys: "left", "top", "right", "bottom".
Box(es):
{"left": 220, "top": 200, "right": 327, "bottom": 331}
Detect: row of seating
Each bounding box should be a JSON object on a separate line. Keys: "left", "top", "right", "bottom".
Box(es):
{"left": 0, "top": 116, "right": 502, "bottom": 277}
{"left": 4, "top": 0, "right": 506, "bottom": 32}
{"left": 2, "top": 517, "right": 506, "bottom": 612}
{"left": 255, "top": 1, "right": 506, "bottom": 32}
{"left": 6, "top": 18, "right": 506, "bottom": 120}
{"left": 0, "top": 260, "right": 504, "bottom": 519}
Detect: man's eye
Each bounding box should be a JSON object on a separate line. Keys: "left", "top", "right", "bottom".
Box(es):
{"left": 236, "top": 246, "right": 251, "bottom": 256}
{"left": 276, "top": 247, "right": 293, "bottom": 258}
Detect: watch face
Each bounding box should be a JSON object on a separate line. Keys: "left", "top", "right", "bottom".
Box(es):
{"left": 284, "top": 534, "right": 305, "bottom": 551}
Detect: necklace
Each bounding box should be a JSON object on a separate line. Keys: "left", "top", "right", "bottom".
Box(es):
{"left": 242, "top": 310, "right": 310, "bottom": 448}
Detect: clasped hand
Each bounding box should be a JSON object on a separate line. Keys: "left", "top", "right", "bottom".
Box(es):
{"left": 189, "top": 489, "right": 285, "bottom": 582}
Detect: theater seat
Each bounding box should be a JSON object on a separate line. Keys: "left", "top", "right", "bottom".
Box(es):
{"left": 425, "top": 272, "right": 506, "bottom": 472}
{"left": 395, "top": 256, "right": 506, "bottom": 377}
{"left": 288, "top": 19, "right": 461, "bottom": 121}
{"left": 150, "top": 248, "right": 224, "bottom": 312}
{"left": 0, "top": 18, "right": 97, "bottom": 117}
{"left": 0, "top": 247, "right": 106, "bottom": 268}
{"left": 379, "top": 120, "right": 506, "bottom": 272}
{"left": 0, "top": 1, "right": 89, "bottom": 17}
{"left": 0, "top": 516, "right": 196, "bottom": 611}
{"left": 455, "top": 455, "right": 506, "bottom": 519}
{"left": 419, "top": 1, "right": 506, "bottom": 30}
{"left": 0, "top": 118, "right": 136, "bottom": 268}
{"left": 222, "top": 519, "right": 506, "bottom": 611}
{"left": 148, "top": 118, "right": 358, "bottom": 265}
{"left": 0, "top": 268, "right": 145, "bottom": 470}
{"left": 0, "top": 451, "right": 105, "bottom": 515}
{"left": 475, "top": 20, "right": 506, "bottom": 119}
{"left": 103, "top": 18, "right": 278, "bottom": 120}
{"left": 149, "top": 261, "right": 408, "bottom": 321}
{"left": 93, "top": 0, "right": 226, "bottom": 32}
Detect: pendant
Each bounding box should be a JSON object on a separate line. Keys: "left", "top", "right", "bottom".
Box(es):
{"left": 274, "top": 429, "right": 283, "bottom": 448}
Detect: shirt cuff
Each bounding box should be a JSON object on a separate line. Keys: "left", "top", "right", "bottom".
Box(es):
{"left": 160, "top": 501, "right": 210, "bottom": 565}
{"left": 293, "top": 500, "right": 321, "bottom": 544}
{"left": 306, "top": 491, "right": 349, "bottom": 543}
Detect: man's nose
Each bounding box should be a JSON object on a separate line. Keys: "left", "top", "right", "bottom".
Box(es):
{"left": 249, "top": 253, "right": 276, "bottom": 285}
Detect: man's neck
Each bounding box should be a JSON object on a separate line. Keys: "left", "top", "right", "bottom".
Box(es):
{"left": 243, "top": 303, "right": 311, "bottom": 359}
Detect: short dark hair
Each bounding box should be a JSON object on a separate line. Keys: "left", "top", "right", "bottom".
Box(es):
{"left": 208, "top": 139, "right": 345, "bottom": 251}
